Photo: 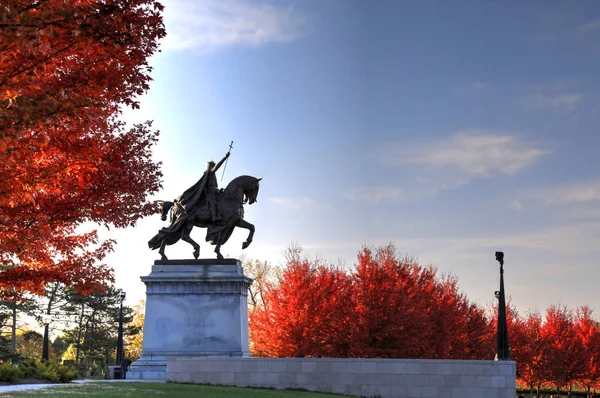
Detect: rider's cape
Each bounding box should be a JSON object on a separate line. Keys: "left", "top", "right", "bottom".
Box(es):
{"left": 147, "top": 172, "right": 208, "bottom": 250}
{"left": 177, "top": 169, "right": 210, "bottom": 211}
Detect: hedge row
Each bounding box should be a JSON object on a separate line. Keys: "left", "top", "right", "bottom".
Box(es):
{"left": 0, "top": 359, "right": 78, "bottom": 384}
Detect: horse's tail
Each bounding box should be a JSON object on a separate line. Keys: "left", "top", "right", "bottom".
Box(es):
{"left": 161, "top": 201, "right": 174, "bottom": 222}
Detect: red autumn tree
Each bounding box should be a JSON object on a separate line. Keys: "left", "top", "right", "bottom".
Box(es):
{"left": 250, "top": 244, "right": 493, "bottom": 360}
{"left": 350, "top": 246, "right": 427, "bottom": 358}
{"left": 541, "top": 305, "right": 586, "bottom": 395}
{"left": 501, "top": 304, "right": 540, "bottom": 392}
{"left": 351, "top": 245, "right": 491, "bottom": 359}
{"left": 515, "top": 311, "right": 547, "bottom": 394}
{"left": 249, "top": 248, "right": 354, "bottom": 358}
{"left": 574, "top": 306, "right": 600, "bottom": 397}
{"left": 423, "top": 273, "right": 493, "bottom": 359}
{"left": 0, "top": 0, "right": 165, "bottom": 295}
{"left": 460, "top": 301, "right": 495, "bottom": 360}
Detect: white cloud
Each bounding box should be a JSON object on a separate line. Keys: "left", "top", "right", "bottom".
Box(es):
{"left": 344, "top": 176, "right": 471, "bottom": 204}
{"left": 349, "top": 131, "right": 548, "bottom": 204}
{"left": 527, "top": 179, "right": 600, "bottom": 205}
{"left": 342, "top": 176, "right": 468, "bottom": 204}
{"left": 408, "top": 221, "right": 600, "bottom": 255}
{"left": 343, "top": 187, "right": 409, "bottom": 203}
{"left": 521, "top": 93, "right": 584, "bottom": 111}
{"left": 579, "top": 19, "right": 600, "bottom": 34}
{"left": 162, "top": 0, "right": 310, "bottom": 51}
{"left": 456, "top": 80, "right": 488, "bottom": 96}
{"left": 304, "top": 221, "right": 600, "bottom": 262}
{"left": 567, "top": 206, "right": 600, "bottom": 220}
{"left": 393, "top": 131, "right": 549, "bottom": 178}
{"left": 469, "top": 80, "right": 487, "bottom": 91}
{"left": 511, "top": 200, "right": 523, "bottom": 211}
{"left": 499, "top": 222, "right": 600, "bottom": 254}
{"left": 269, "top": 196, "right": 314, "bottom": 210}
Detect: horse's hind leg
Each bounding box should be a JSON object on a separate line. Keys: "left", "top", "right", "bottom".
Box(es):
{"left": 158, "top": 239, "right": 168, "bottom": 261}
{"left": 181, "top": 222, "right": 200, "bottom": 259}
{"left": 214, "top": 233, "right": 224, "bottom": 260}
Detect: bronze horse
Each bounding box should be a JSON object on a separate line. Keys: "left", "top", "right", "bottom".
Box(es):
{"left": 148, "top": 175, "right": 261, "bottom": 260}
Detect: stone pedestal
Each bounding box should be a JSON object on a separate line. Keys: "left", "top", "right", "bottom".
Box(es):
{"left": 128, "top": 259, "right": 253, "bottom": 380}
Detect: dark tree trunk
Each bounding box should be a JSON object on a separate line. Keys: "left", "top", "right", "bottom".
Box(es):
{"left": 10, "top": 306, "right": 16, "bottom": 354}
{"left": 76, "top": 303, "right": 85, "bottom": 361}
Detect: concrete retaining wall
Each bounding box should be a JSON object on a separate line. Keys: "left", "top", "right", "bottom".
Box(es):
{"left": 167, "top": 357, "right": 516, "bottom": 398}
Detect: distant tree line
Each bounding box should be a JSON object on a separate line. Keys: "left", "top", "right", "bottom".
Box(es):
{"left": 0, "top": 282, "right": 142, "bottom": 378}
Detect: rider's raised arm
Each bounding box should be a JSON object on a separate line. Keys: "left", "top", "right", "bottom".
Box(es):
{"left": 211, "top": 151, "right": 230, "bottom": 172}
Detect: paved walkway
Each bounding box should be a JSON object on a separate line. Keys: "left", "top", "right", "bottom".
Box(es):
{"left": 0, "top": 378, "right": 164, "bottom": 394}
{"left": 0, "top": 383, "right": 60, "bottom": 393}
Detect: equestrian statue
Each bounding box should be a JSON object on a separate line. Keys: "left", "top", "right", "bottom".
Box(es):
{"left": 148, "top": 144, "right": 261, "bottom": 260}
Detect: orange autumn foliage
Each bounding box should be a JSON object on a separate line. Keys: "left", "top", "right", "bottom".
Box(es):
{"left": 0, "top": 1, "right": 165, "bottom": 295}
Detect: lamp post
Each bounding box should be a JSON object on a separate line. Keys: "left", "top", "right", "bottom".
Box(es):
{"left": 41, "top": 313, "right": 52, "bottom": 362}
{"left": 495, "top": 251, "right": 510, "bottom": 360}
{"left": 116, "top": 291, "right": 126, "bottom": 379}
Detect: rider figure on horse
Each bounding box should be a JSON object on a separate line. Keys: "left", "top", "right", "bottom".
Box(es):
{"left": 175, "top": 150, "right": 230, "bottom": 223}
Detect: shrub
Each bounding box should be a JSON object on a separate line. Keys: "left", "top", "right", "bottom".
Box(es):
{"left": 40, "top": 362, "right": 79, "bottom": 383}
{"left": 0, "top": 363, "right": 22, "bottom": 383}
{"left": 13, "top": 359, "right": 79, "bottom": 383}
{"left": 40, "top": 366, "right": 59, "bottom": 383}
{"left": 17, "top": 358, "right": 41, "bottom": 378}
{"left": 55, "top": 364, "right": 79, "bottom": 383}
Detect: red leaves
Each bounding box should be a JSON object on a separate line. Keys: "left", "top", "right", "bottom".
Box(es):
{"left": 539, "top": 305, "right": 586, "bottom": 392}
{"left": 250, "top": 245, "right": 600, "bottom": 394}
{"left": 351, "top": 246, "right": 428, "bottom": 358}
{"left": 250, "top": 251, "right": 354, "bottom": 358}
{"left": 350, "top": 245, "right": 492, "bottom": 359}
{"left": 0, "top": 0, "right": 165, "bottom": 296}
{"left": 249, "top": 245, "right": 493, "bottom": 359}
{"left": 574, "top": 306, "right": 600, "bottom": 391}
{"left": 502, "top": 305, "right": 600, "bottom": 393}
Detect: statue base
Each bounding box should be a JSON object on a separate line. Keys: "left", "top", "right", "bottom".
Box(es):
{"left": 128, "top": 259, "right": 253, "bottom": 380}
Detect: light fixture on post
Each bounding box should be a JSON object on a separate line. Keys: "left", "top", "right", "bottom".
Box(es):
{"left": 495, "top": 251, "right": 509, "bottom": 360}
{"left": 116, "top": 291, "right": 126, "bottom": 379}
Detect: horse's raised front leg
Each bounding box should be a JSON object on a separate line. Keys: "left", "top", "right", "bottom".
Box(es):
{"left": 181, "top": 221, "right": 200, "bottom": 259}
{"left": 237, "top": 219, "right": 255, "bottom": 250}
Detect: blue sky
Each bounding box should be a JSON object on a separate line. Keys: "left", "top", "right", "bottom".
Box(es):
{"left": 104, "top": 0, "right": 600, "bottom": 316}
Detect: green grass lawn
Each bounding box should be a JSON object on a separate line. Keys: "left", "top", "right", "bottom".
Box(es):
{"left": 0, "top": 382, "right": 342, "bottom": 397}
